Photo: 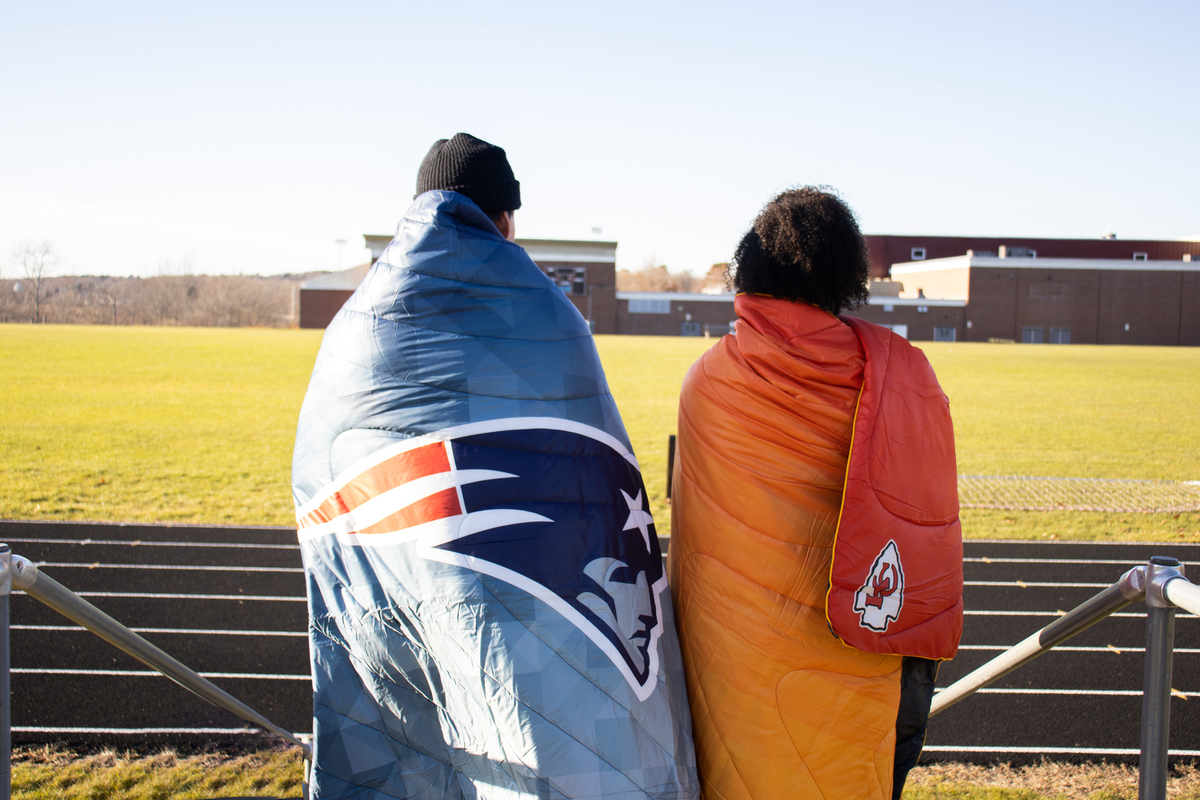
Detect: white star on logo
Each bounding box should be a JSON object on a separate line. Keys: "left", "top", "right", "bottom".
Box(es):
{"left": 620, "top": 489, "right": 654, "bottom": 550}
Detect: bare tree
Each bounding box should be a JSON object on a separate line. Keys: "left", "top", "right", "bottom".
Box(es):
{"left": 617, "top": 258, "right": 697, "bottom": 293}
{"left": 697, "top": 263, "right": 732, "bottom": 294}
{"left": 10, "top": 241, "right": 58, "bottom": 322}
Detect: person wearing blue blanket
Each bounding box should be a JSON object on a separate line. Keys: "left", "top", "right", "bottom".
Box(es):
{"left": 292, "top": 133, "right": 700, "bottom": 800}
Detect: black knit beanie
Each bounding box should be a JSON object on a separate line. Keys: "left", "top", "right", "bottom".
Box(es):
{"left": 415, "top": 133, "right": 521, "bottom": 217}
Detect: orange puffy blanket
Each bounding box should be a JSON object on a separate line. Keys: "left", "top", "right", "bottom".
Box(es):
{"left": 669, "top": 295, "right": 961, "bottom": 800}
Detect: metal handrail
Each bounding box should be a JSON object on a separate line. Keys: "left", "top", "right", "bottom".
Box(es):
{"left": 930, "top": 565, "right": 1148, "bottom": 716}
{"left": 0, "top": 546, "right": 309, "bottom": 762}
{"left": 929, "top": 556, "right": 1190, "bottom": 800}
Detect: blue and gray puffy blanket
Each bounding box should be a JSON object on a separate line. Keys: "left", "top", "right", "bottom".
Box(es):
{"left": 291, "top": 191, "right": 699, "bottom": 799}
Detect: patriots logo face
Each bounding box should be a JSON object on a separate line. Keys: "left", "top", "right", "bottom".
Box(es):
{"left": 853, "top": 539, "right": 905, "bottom": 632}
{"left": 297, "top": 417, "right": 667, "bottom": 700}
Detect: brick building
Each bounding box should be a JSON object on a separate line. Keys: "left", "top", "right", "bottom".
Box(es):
{"left": 865, "top": 234, "right": 1200, "bottom": 280}
{"left": 297, "top": 262, "right": 370, "bottom": 329}
{"left": 299, "top": 235, "right": 617, "bottom": 330}
{"left": 608, "top": 289, "right": 966, "bottom": 342}
{"left": 615, "top": 292, "right": 738, "bottom": 337}
{"left": 299, "top": 233, "right": 1199, "bottom": 345}
{"left": 521, "top": 239, "right": 618, "bottom": 334}
{"left": 889, "top": 255, "right": 1200, "bottom": 345}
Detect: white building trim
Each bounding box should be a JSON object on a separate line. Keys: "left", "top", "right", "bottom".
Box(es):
{"left": 300, "top": 263, "right": 371, "bottom": 290}
{"left": 866, "top": 297, "right": 965, "bottom": 307}
{"left": 892, "top": 255, "right": 1200, "bottom": 275}
{"left": 363, "top": 235, "right": 618, "bottom": 265}
{"left": 519, "top": 239, "right": 617, "bottom": 264}
{"left": 616, "top": 292, "right": 735, "bottom": 303}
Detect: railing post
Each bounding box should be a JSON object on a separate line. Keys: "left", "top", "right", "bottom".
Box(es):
{"left": 666, "top": 435, "right": 676, "bottom": 500}
{"left": 0, "top": 544, "right": 11, "bottom": 800}
{"left": 1139, "top": 556, "right": 1183, "bottom": 800}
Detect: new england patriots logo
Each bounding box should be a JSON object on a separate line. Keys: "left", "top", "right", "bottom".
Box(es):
{"left": 296, "top": 417, "right": 668, "bottom": 700}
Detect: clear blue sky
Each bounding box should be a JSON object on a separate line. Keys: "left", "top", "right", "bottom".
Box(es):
{"left": 2, "top": 1, "right": 1197, "bottom": 278}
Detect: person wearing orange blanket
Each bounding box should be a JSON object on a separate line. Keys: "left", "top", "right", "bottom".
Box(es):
{"left": 669, "top": 187, "right": 963, "bottom": 800}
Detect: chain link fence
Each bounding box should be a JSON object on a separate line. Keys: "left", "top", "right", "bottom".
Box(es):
{"left": 958, "top": 476, "right": 1200, "bottom": 513}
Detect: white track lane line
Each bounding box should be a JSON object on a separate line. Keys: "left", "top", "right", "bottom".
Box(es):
{"left": 13, "top": 726, "right": 312, "bottom": 736}
{"left": 964, "top": 539, "right": 1200, "bottom": 548}
{"left": 966, "top": 557, "right": 1200, "bottom": 565}
{"left": 30, "top": 561, "right": 302, "bottom": 573}
{"left": 964, "top": 610, "right": 1196, "bottom": 618}
{"left": 13, "top": 625, "right": 305, "bottom": 636}
{"left": 14, "top": 668, "right": 308, "bottom": 680}
{"left": 924, "top": 745, "right": 1200, "bottom": 756}
{"left": 14, "top": 591, "right": 304, "bottom": 601}
{"left": 966, "top": 580, "right": 1116, "bottom": 587}
{"left": 957, "top": 644, "right": 1200, "bottom": 653}
{"left": 932, "top": 687, "right": 1200, "bottom": 697}
{"left": 1, "top": 537, "right": 298, "bottom": 550}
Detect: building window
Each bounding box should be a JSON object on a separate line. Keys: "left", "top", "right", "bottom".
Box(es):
{"left": 884, "top": 324, "right": 909, "bottom": 339}
{"left": 883, "top": 304, "right": 894, "bottom": 312}
{"left": 628, "top": 297, "right": 670, "bottom": 314}
{"left": 1050, "top": 327, "right": 1071, "bottom": 344}
{"left": 1133, "top": 252, "right": 1148, "bottom": 261}
{"left": 544, "top": 266, "right": 586, "bottom": 294}
{"left": 911, "top": 247, "right": 926, "bottom": 261}
{"left": 1022, "top": 326, "right": 1044, "bottom": 344}
{"left": 934, "top": 327, "right": 956, "bottom": 342}
{"left": 917, "top": 306, "right": 929, "bottom": 313}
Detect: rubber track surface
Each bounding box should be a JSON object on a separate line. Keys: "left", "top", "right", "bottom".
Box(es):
{"left": 4, "top": 522, "right": 1199, "bottom": 765}
{"left": 926, "top": 540, "right": 1200, "bottom": 765}
{"left": 0, "top": 520, "right": 307, "bottom": 753}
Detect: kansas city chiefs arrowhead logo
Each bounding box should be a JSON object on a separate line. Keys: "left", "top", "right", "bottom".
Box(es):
{"left": 854, "top": 540, "right": 905, "bottom": 632}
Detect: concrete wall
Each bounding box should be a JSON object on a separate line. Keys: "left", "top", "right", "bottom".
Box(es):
{"left": 890, "top": 265, "right": 970, "bottom": 301}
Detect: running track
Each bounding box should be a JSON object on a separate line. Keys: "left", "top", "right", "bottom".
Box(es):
{"left": 2, "top": 520, "right": 1198, "bottom": 765}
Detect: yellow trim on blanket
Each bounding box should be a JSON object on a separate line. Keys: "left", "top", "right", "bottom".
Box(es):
{"left": 825, "top": 381, "right": 865, "bottom": 648}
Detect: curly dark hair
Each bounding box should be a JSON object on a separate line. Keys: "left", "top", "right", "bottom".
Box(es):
{"left": 731, "top": 187, "right": 870, "bottom": 314}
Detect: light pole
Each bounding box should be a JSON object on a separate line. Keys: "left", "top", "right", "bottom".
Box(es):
{"left": 335, "top": 239, "right": 348, "bottom": 271}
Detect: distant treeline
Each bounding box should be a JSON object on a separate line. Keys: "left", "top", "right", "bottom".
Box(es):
{"left": 617, "top": 262, "right": 729, "bottom": 293}
{"left": 0, "top": 261, "right": 733, "bottom": 328}
{"left": 0, "top": 273, "right": 326, "bottom": 327}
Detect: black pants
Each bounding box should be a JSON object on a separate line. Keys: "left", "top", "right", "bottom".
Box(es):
{"left": 893, "top": 656, "right": 939, "bottom": 800}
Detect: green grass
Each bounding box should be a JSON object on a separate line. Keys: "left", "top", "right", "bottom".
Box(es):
{"left": 1, "top": 325, "right": 322, "bottom": 526}
{"left": 919, "top": 343, "right": 1200, "bottom": 481}
{"left": 593, "top": 336, "right": 713, "bottom": 529}
{"left": 2, "top": 325, "right": 1199, "bottom": 540}
{"left": 4, "top": 326, "right": 1200, "bottom": 793}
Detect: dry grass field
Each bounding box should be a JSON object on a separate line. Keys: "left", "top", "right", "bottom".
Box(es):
{"left": 13, "top": 746, "right": 1200, "bottom": 799}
